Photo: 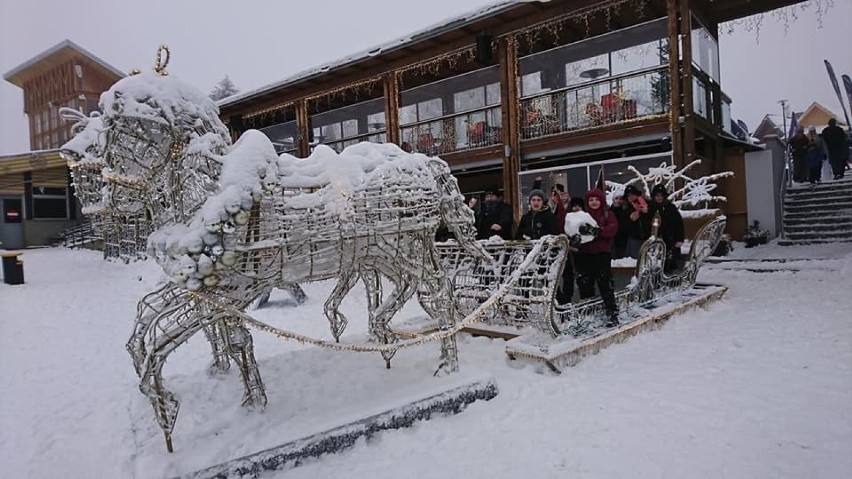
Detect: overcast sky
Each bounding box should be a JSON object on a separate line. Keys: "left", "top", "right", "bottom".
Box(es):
{"left": 0, "top": 0, "right": 849, "bottom": 155}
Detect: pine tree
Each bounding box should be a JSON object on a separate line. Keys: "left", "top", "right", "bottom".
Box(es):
{"left": 210, "top": 75, "right": 239, "bottom": 101}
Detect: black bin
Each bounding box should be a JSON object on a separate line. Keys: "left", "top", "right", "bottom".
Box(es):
{"left": 1, "top": 253, "right": 24, "bottom": 285}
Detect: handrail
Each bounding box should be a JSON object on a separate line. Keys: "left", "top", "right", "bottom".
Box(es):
{"left": 520, "top": 65, "right": 669, "bottom": 102}
{"left": 399, "top": 104, "right": 501, "bottom": 129}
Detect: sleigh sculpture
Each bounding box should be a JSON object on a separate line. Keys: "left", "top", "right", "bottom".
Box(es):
{"left": 61, "top": 51, "right": 724, "bottom": 454}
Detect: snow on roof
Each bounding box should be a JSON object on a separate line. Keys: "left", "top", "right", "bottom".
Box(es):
{"left": 217, "top": 0, "right": 520, "bottom": 108}
{"left": 3, "top": 39, "right": 125, "bottom": 83}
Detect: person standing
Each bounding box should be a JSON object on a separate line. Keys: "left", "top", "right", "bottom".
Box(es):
{"left": 806, "top": 126, "right": 827, "bottom": 185}
{"left": 622, "top": 185, "right": 652, "bottom": 258}
{"left": 609, "top": 190, "right": 630, "bottom": 259}
{"left": 649, "top": 184, "right": 684, "bottom": 273}
{"left": 568, "top": 188, "right": 619, "bottom": 327}
{"left": 476, "top": 186, "right": 513, "bottom": 240}
{"left": 515, "top": 189, "right": 558, "bottom": 240}
{"left": 822, "top": 119, "right": 849, "bottom": 180}
{"left": 789, "top": 127, "right": 810, "bottom": 183}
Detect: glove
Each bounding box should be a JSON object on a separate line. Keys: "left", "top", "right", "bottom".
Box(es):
{"left": 569, "top": 234, "right": 582, "bottom": 248}
{"left": 579, "top": 224, "right": 601, "bottom": 237}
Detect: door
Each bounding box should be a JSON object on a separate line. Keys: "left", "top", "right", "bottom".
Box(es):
{"left": 0, "top": 197, "right": 25, "bottom": 249}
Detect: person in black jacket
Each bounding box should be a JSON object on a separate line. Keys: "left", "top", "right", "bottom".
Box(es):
{"left": 822, "top": 118, "right": 850, "bottom": 180}
{"left": 610, "top": 190, "right": 630, "bottom": 259}
{"left": 649, "top": 184, "right": 684, "bottom": 273}
{"left": 515, "top": 189, "right": 558, "bottom": 240}
{"left": 622, "top": 185, "right": 652, "bottom": 258}
{"left": 789, "top": 127, "right": 809, "bottom": 183}
{"left": 476, "top": 185, "right": 513, "bottom": 240}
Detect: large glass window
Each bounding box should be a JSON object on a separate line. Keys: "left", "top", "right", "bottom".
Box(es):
{"left": 259, "top": 120, "right": 298, "bottom": 154}
{"left": 691, "top": 16, "right": 720, "bottom": 82}
{"left": 399, "top": 65, "right": 502, "bottom": 155}
{"left": 33, "top": 186, "right": 69, "bottom": 219}
{"left": 310, "top": 96, "right": 386, "bottom": 153}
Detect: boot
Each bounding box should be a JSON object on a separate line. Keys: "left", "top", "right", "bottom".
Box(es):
{"left": 604, "top": 312, "right": 619, "bottom": 328}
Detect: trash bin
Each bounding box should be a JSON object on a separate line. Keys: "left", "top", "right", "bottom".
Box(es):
{"left": 1, "top": 252, "right": 24, "bottom": 285}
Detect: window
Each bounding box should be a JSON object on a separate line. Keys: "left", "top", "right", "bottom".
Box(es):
{"left": 32, "top": 186, "right": 69, "bottom": 219}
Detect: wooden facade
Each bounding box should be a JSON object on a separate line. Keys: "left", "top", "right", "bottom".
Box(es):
{"left": 219, "top": 0, "right": 807, "bottom": 236}
{"left": 4, "top": 40, "right": 124, "bottom": 151}
{"left": 1, "top": 40, "right": 123, "bottom": 247}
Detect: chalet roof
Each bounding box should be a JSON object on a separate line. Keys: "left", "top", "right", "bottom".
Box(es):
{"left": 218, "top": 0, "right": 517, "bottom": 109}
{"left": 3, "top": 39, "right": 125, "bottom": 88}
{"left": 220, "top": 0, "right": 808, "bottom": 114}
{"left": 797, "top": 101, "right": 848, "bottom": 128}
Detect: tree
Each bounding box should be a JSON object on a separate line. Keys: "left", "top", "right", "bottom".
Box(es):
{"left": 210, "top": 75, "right": 239, "bottom": 101}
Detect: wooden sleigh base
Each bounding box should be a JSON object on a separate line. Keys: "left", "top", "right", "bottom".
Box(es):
{"left": 505, "top": 283, "right": 728, "bottom": 373}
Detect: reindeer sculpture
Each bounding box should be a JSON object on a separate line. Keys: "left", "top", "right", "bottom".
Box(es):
{"left": 61, "top": 63, "right": 491, "bottom": 452}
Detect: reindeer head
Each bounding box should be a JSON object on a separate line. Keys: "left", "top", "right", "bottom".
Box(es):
{"left": 60, "top": 47, "right": 231, "bottom": 226}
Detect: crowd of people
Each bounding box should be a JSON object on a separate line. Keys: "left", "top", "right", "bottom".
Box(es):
{"left": 465, "top": 178, "right": 685, "bottom": 328}
{"left": 789, "top": 118, "right": 852, "bottom": 184}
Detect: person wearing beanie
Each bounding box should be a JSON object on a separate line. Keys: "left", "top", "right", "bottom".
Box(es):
{"left": 622, "top": 184, "right": 652, "bottom": 258}
{"left": 649, "top": 184, "right": 684, "bottom": 273}
{"left": 515, "top": 188, "right": 558, "bottom": 240}
{"left": 569, "top": 188, "right": 619, "bottom": 327}
{"left": 476, "top": 185, "right": 513, "bottom": 240}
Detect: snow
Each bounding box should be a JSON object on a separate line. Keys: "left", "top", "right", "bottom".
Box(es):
{"left": 564, "top": 210, "right": 597, "bottom": 243}
{"left": 2, "top": 240, "right": 851, "bottom": 478}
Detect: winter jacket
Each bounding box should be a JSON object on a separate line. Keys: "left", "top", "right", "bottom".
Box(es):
{"left": 650, "top": 200, "right": 684, "bottom": 249}
{"left": 789, "top": 133, "right": 809, "bottom": 160}
{"left": 515, "top": 206, "right": 559, "bottom": 240}
{"left": 806, "top": 135, "right": 827, "bottom": 166}
{"left": 476, "top": 200, "right": 513, "bottom": 240}
{"left": 822, "top": 124, "right": 850, "bottom": 161}
{"left": 577, "top": 189, "right": 618, "bottom": 255}
{"left": 610, "top": 204, "right": 633, "bottom": 250}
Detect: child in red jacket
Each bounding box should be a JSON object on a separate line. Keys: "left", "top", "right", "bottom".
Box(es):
{"left": 569, "top": 189, "right": 620, "bottom": 327}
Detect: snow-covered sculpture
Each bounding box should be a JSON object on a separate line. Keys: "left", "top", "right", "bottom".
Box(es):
{"left": 605, "top": 160, "right": 733, "bottom": 210}
{"left": 60, "top": 53, "right": 491, "bottom": 452}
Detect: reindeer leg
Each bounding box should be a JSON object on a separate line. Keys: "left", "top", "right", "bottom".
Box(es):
{"left": 418, "top": 245, "right": 459, "bottom": 376}
{"left": 324, "top": 270, "right": 359, "bottom": 342}
{"left": 221, "top": 319, "right": 267, "bottom": 409}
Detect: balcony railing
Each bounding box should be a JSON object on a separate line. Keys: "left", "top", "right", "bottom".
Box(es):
{"left": 319, "top": 130, "right": 387, "bottom": 153}
{"left": 520, "top": 67, "right": 671, "bottom": 141}
{"left": 399, "top": 105, "right": 502, "bottom": 156}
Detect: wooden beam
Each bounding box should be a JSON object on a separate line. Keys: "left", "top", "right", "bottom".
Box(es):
{"left": 295, "top": 99, "right": 310, "bottom": 158}
{"left": 382, "top": 71, "right": 400, "bottom": 145}
{"left": 680, "top": 0, "right": 696, "bottom": 169}
{"left": 667, "top": 0, "right": 683, "bottom": 168}
{"left": 498, "top": 35, "right": 521, "bottom": 224}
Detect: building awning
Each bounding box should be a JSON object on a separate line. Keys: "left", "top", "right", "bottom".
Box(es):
{"left": 0, "top": 150, "right": 65, "bottom": 176}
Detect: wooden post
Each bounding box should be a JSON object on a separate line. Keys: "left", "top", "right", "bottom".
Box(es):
{"left": 679, "top": 0, "right": 695, "bottom": 169}
{"left": 666, "top": 0, "right": 683, "bottom": 170}
{"left": 295, "top": 99, "right": 310, "bottom": 158}
{"left": 498, "top": 35, "right": 521, "bottom": 224}
{"left": 382, "top": 71, "right": 401, "bottom": 145}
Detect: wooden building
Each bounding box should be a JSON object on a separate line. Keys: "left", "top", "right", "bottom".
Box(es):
{"left": 1, "top": 40, "right": 124, "bottom": 248}
{"left": 219, "top": 0, "right": 808, "bottom": 239}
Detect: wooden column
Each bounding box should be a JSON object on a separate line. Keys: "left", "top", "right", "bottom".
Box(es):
{"left": 666, "top": 0, "right": 683, "bottom": 169}
{"left": 498, "top": 35, "right": 521, "bottom": 224}
{"left": 679, "top": 0, "right": 695, "bottom": 169}
{"left": 295, "top": 99, "right": 310, "bottom": 158}
{"left": 382, "top": 71, "right": 401, "bottom": 145}
{"left": 23, "top": 172, "right": 33, "bottom": 220}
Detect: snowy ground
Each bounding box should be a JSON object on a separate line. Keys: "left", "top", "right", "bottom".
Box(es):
{"left": 1, "top": 240, "right": 851, "bottom": 478}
